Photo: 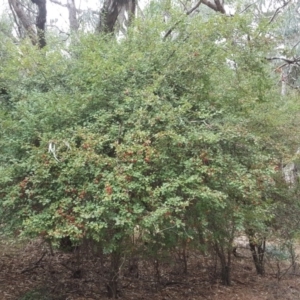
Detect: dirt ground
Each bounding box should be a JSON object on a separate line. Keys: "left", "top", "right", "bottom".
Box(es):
{"left": 1, "top": 238, "right": 300, "bottom": 300}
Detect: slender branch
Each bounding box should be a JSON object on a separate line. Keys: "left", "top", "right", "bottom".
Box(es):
{"left": 238, "top": 4, "right": 253, "bottom": 14}
{"left": 291, "top": 40, "right": 300, "bottom": 51}
{"left": 50, "top": 0, "right": 98, "bottom": 14}
{"left": 178, "top": 0, "right": 188, "bottom": 12}
{"left": 266, "top": 56, "right": 300, "bottom": 64}
{"left": 268, "top": 0, "right": 291, "bottom": 24}
{"left": 19, "top": 1, "right": 37, "bottom": 14}
{"left": 21, "top": 251, "right": 47, "bottom": 274}
{"left": 186, "top": 0, "right": 203, "bottom": 15}
{"left": 48, "top": 24, "right": 70, "bottom": 36}
{"left": 163, "top": 0, "right": 202, "bottom": 40}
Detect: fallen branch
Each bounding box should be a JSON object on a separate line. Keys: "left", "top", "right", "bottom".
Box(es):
{"left": 20, "top": 251, "right": 47, "bottom": 274}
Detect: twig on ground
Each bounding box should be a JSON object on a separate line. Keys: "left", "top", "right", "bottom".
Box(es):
{"left": 20, "top": 251, "right": 47, "bottom": 274}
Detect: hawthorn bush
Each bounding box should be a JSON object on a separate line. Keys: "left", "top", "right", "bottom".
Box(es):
{"left": 0, "top": 13, "right": 294, "bottom": 293}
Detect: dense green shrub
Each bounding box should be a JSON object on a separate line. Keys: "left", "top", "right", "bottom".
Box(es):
{"left": 0, "top": 13, "right": 296, "bottom": 289}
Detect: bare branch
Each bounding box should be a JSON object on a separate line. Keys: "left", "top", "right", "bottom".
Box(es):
{"left": 238, "top": 3, "right": 253, "bottom": 14}
{"left": 49, "top": 0, "right": 78, "bottom": 31}
{"left": 163, "top": 0, "right": 202, "bottom": 40}
{"left": 20, "top": 251, "right": 47, "bottom": 274}
{"left": 47, "top": 24, "right": 70, "bottom": 36}
{"left": 291, "top": 40, "right": 300, "bottom": 51}
{"left": 266, "top": 57, "right": 300, "bottom": 64}
{"left": 186, "top": 0, "right": 203, "bottom": 15}
{"left": 178, "top": 0, "right": 188, "bottom": 12}
{"left": 268, "top": 0, "right": 292, "bottom": 24}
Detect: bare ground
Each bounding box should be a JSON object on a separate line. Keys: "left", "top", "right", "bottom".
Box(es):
{"left": 1, "top": 238, "right": 300, "bottom": 300}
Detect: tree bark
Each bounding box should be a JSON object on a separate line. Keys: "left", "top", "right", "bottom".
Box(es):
{"left": 97, "top": 0, "right": 119, "bottom": 33}
{"left": 8, "top": 0, "right": 47, "bottom": 48}
{"left": 214, "top": 243, "right": 232, "bottom": 285}
{"left": 202, "top": 0, "right": 226, "bottom": 14}
{"left": 8, "top": 0, "right": 37, "bottom": 45}
{"left": 67, "top": 0, "right": 79, "bottom": 31}
{"left": 32, "top": 0, "right": 47, "bottom": 48}
{"left": 96, "top": 0, "right": 136, "bottom": 34}
{"left": 247, "top": 230, "right": 265, "bottom": 275}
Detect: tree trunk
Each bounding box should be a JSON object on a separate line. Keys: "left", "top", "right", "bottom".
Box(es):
{"left": 8, "top": 0, "right": 47, "bottom": 48}
{"left": 8, "top": 0, "right": 37, "bottom": 45}
{"left": 96, "top": 0, "right": 136, "bottom": 34}
{"left": 182, "top": 247, "right": 188, "bottom": 274}
{"left": 32, "top": 0, "right": 47, "bottom": 48}
{"left": 214, "top": 243, "right": 232, "bottom": 286}
{"left": 67, "top": 0, "right": 79, "bottom": 32}
{"left": 107, "top": 250, "right": 121, "bottom": 298}
{"left": 97, "top": 0, "right": 119, "bottom": 33}
{"left": 247, "top": 231, "right": 265, "bottom": 275}
{"left": 221, "top": 264, "right": 231, "bottom": 286}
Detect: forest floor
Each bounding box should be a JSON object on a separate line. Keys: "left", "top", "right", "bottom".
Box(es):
{"left": 1, "top": 237, "right": 300, "bottom": 300}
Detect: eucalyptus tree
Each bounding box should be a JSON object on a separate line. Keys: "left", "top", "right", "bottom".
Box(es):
{"left": 6, "top": 0, "right": 138, "bottom": 46}
{"left": 8, "top": 0, "right": 47, "bottom": 48}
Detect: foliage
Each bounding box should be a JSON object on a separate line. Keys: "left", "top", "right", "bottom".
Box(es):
{"left": 0, "top": 9, "right": 297, "bottom": 287}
